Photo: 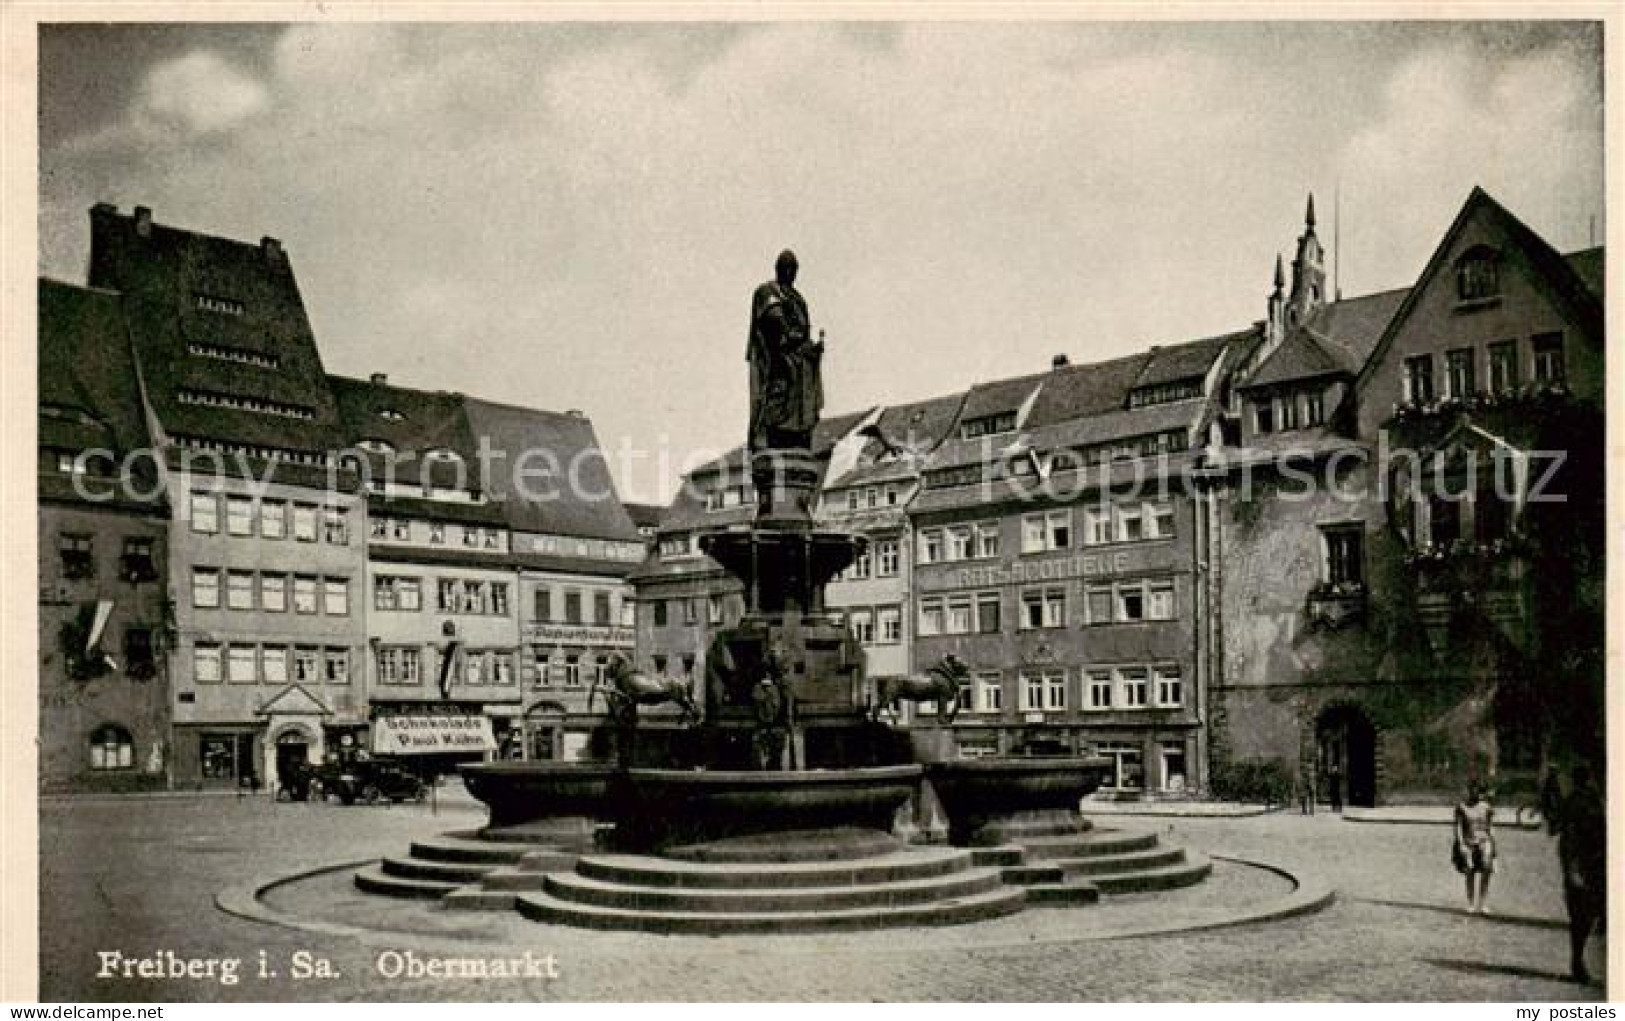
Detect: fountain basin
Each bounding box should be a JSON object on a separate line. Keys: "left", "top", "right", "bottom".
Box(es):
{"left": 927, "top": 757, "right": 1112, "bottom": 845}
{"left": 460, "top": 761, "right": 619, "bottom": 839}
{"left": 611, "top": 765, "right": 923, "bottom": 854}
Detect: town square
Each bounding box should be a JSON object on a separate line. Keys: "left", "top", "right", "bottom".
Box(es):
{"left": 16, "top": 15, "right": 1610, "bottom": 1004}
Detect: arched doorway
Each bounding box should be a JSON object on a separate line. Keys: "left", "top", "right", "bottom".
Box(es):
{"left": 1316, "top": 705, "right": 1377, "bottom": 808}
{"left": 273, "top": 726, "right": 316, "bottom": 796}
{"left": 523, "top": 702, "right": 568, "bottom": 761}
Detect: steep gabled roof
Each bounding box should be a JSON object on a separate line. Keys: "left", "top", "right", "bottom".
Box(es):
{"left": 328, "top": 375, "right": 481, "bottom": 490}
{"left": 37, "top": 278, "right": 151, "bottom": 456}
{"left": 958, "top": 370, "right": 1047, "bottom": 424}
{"left": 1131, "top": 332, "right": 1235, "bottom": 389}
{"left": 85, "top": 205, "right": 345, "bottom": 454}
{"left": 1355, "top": 187, "right": 1604, "bottom": 394}
{"left": 461, "top": 396, "right": 641, "bottom": 543}
{"left": 1025, "top": 353, "right": 1149, "bottom": 428}
{"left": 1566, "top": 246, "right": 1605, "bottom": 301}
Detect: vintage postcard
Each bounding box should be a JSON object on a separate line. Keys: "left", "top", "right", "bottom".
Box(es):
{"left": 3, "top": 4, "right": 1616, "bottom": 1003}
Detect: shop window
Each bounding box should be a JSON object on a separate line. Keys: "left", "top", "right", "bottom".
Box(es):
{"left": 1099, "top": 743, "right": 1144, "bottom": 789}
{"left": 1160, "top": 743, "right": 1188, "bottom": 792}
{"left": 59, "top": 534, "right": 95, "bottom": 580}
{"left": 89, "top": 724, "right": 134, "bottom": 771}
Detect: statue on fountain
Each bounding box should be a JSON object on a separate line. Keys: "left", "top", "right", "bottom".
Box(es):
{"left": 870, "top": 654, "right": 972, "bottom": 725}
{"left": 590, "top": 653, "right": 702, "bottom": 728}
{"left": 748, "top": 249, "right": 824, "bottom": 453}
{"left": 751, "top": 641, "right": 797, "bottom": 770}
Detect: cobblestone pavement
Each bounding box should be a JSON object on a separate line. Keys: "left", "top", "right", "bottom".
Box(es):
{"left": 35, "top": 794, "right": 1606, "bottom": 1002}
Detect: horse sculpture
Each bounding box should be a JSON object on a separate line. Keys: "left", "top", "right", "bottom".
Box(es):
{"left": 870, "top": 654, "right": 971, "bottom": 724}
{"left": 589, "top": 653, "right": 702, "bottom": 727}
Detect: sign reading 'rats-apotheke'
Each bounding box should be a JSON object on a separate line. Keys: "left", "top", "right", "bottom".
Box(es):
{"left": 920, "top": 551, "right": 1136, "bottom": 593}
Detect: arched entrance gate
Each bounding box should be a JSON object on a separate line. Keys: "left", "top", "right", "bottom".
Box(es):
{"left": 1316, "top": 705, "right": 1377, "bottom": 808}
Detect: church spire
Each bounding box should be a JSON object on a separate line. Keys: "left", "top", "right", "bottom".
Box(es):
{"left": 1288, "top": 193, "right": 1326, "bottom": 325}
{"left": 1306, "top": 192, "right": 1317, "bottom": 231}
{"left": 1273, "top": 253, "right": 1285, "bottom": 293}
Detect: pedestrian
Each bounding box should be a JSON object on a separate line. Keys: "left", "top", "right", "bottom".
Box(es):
{"left": 1299, "top": 758, "right": 1317, "bottom": 815}
{"left": 1453, "top": 778, "right": 1496, "bottom": 914}
{"left": 1326, "top": 761, "right": 1343, "bottom": 813}
{"left": 1542, "top": 762, "right": 1606, "bottom": 983}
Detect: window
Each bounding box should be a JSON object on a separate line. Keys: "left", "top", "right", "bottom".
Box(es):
{"left": 563, "top": 655, "right": 582, "bottom": 689}
{"left": 1021, "top": 511, "right": 1070, "bottom": 554}
{"left": 961, "top": 411, "right": 1016, "bottom": 439}
{"left": 292, "top": 504, "right": 317, "bottom": 542}
{"left": 846, "top": 490, "right": 859, "bottom": 511}
{"left": 1428, "top": 494, "right": 1463, "bottom": 548}
{"left": 323, "top": 579, "right": 348, "bottom": 616}
{"left": 1116, "top": 584, "right": 1145, "bottom": 622}
{"left": 89, "top": 725, "right": 134, "bottom": 771}
{"left": 948, "top": 527, "right": 972, "bottom": 562}
{"left": 120, "top": 537, "right": 157, "bottom": 582}
{"left": 976, "top": 672, "right": 1002, "bottom": 714}
{"left": 375, "top": 576, "right": 403, "bottom": 610}
{"left": 293, "top": 648, "right": 318, "bottom": 684}
{"left": 974, "top": 522, "right": 1000, "bottom": 559}
{"left": 683, "top": 598, "right": 698, "bottom": 625}
{"left": 1254, "top": 399, "right": 1275, "bottom": 435}
{"left": 1489, "top": 340, "right": 1520, "bottom": 394}
{"left": 122, "top": 628, "right": 155, "bottom": 678}
{"left": 876, "top": 538, "right": 900, "bottom": 577}
{"left": 190, "top": 492, "right": 218, "bottom": 534}
{"left": 1020, "top": 587, "right": 1066, "bottom": 629}
{"left": 437, "top": 580, "right": 461, "bottom": 614}
{"left": 465, "top": 651, "right": 485, "bottom": 685}
{"left": 59, "top": 534, "right": 94, "bottom": 580}
{"left": 1021, "top": 672, "right": 1045, "bottom": 712}
{"left": 1445, "top": 348, "right": 1476, "bottom": 400}
{"left": 1086, "top": 670, "right": 1113, "bottom": 710}
{"left": 956, "top": 678, "right": 975, "bottom": 714}
{"left": 260, "top": 501, "right": 286, "bottom": 539}
{"left": 371, "top": 517, "right": 388, "bottom": 539}
{"left": 1457, "top": 250, "right": 1500, "bottom": 302}
{"left": 1099, "top": 743, "right": 1145, "bottom": 789}
{"left": 1323, "top": 526, "right": 1365, "bottom": 586}
{"left": 595, "top": 592, "right": 612, "bottom": 625}
{"left": 1147, "top": 580, "right": 1176, "bottom": 621}
{"left": 194, "top": 644, "right": 221, "bottom": 683}
{"left": 463, "top": 525, "right": 480, "bottom": 547}
{"left": 1161, "top": 743, "right": 1188, "bottom": 792}
{"left": 1115, "top": 505, "right": 1145, "bottom": 543}
{"left": 1082, "top": 507, "right": 1111, "bottom": 546}
{"left": 376, "top": 647, "right": 399, "bottom": 685}
{"left": 192, "top": 567, "right": 220, "bottom": 608}
{"left": 324, "top": 648, "right": 348, "bottom": 684}
{"left": 1119, "top": 668, "right": 1149, "bottom": 708}
{"left": 653, "top": 601, "right": 668, "bottom": 627}
{"left": 392, "top": 519, "right": 410, "bottom": 540}
{"left": 1278, "top": 393, "right": 1300, "bottom": 431}
{"left": 399, "top": 648, "right": 420, "bottom": 683}
{"left": 652, "top": 656, "right": 667, "bottom": 676}
{"left": 1404, "top": 355, "right": 1435, "bottom": 404}
{"left": 975, "top": 591, "right": 1001, "bottom": 634}
{"left": 918, "top": 596, "right": 944, "bottom": 637}
{"left": 850, "top": 610, "right": 874, "bottom": 644}
{"left": 848, "top": 548, "right": 873, "bottom": 579}
{"left": 565, "top": 591, "right": 583, "bottom": 624}
{"left": 492, "top": 583, "right": 510, "bottom": 617}
{"left": 878, "top": 607, "right": 901, "bottom": 644}
{"left": 1085, "top": 585, "right": 1113, "bottom": 624}
{"left": 323, "top": 507, "right": 348, "bottom": 544}
{"left": 918, "top": 529, "right": 943, "bottom": 565}
{"left": 886, "top": 485, "right": 900, "bottom": 506}
{"left": 708, "top": 595, "right": 723, "bottom": 625}
{"left": 464, "top": 580, "right": 489, "bottom": 615}
{"left": 1155, "top": 665, "right": 1183, "bottom": 707}
{"left": 429, "top": 522, "right": 445, "bottom": 545}
{"left": 534, "top": 588, "right": 553, "bottom": 622}
{"left": 227, "top": 571, "right": 255, "bottom": 610}
{"left": 1532, "top": 333, "right": 1566, "bottom": 385}
{"left": 1304, "top": 389, "right": 1325, "bottom": 426}
{"left": 293, "top": 576, "right": 318, "bottom": 614}
{"left": 1147, "top": 503, "right": 1175, "bottom": 540}
{"left": 227, "top": 645, "right": 257, "bottom": 684}
{"left": 226, "top": 497, "right": 254, "bottom": 536}
{"left": 946, "top": 596, "right": 973, "bottom": 635}
{"left": 262, "top": 647, "right": 288, "bottom": 684}
{"left": 492, "top": 653, "right": 514, "bottom": 686}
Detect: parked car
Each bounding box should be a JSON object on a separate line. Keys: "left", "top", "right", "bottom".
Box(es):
{"left": 318, "top": 755, "right": 426, "bottom": 805}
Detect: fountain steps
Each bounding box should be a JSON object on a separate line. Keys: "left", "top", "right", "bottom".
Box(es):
{"left": 354, "top": 865, "right": 461, "bottom": 900}
{"left": 515, "top": 885, "right": 1028, "bottom": 934}
{"left": 1086, "top": 853, "right": 1213, "bottom": 894}
{"left": 1054, "top": 845, "right": 1190, "bottom": 877}
{"left": 358, "top": 832, "right": 577, "bottom": 900}
{"left": 1016, "top": 829, "right": 1161, "bottom": 860}
{"left": 541, "top": 865, "right": 1005, "bottom": 913}
{"left": 380, "top": 856, "right": 497, "bottom": 884}
{"left": 575, "top": 847, "right": 971, "bottom": 889}
{"left": 408, "top": 833, "right": 550, "bottom": 865}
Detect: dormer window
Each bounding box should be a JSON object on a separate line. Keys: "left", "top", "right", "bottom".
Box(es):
{"left": 379, "top": 409, "right": 405, "bottom": 422}
{"left": 1456, "top": 248, "right": 1501, "bottom": 304}
{"left": 357, "top": 439, "right": 395, "bottom": 455}
{"left": 961, "top": 411, "right": 1017, "bottom": 440}
{"left": 424, "top": 448, "right": 462, "bottom": 465}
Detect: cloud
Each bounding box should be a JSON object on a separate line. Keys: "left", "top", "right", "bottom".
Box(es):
{"left": 139, "top": 51, "right": 270, "bottom": 134}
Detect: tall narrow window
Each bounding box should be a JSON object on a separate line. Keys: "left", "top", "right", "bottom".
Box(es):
{"left": 192, "top": 567, "right": 220, "bottom": 609}
{"left": 190, "top": 492, "right": 219, "bottom": 534}
{"left": 1322, "top": 526, "right": 1365, "bottom": 586}
{"left": 260, "top": 500, "right": 286, "bottom": 539}
{"left": 226, "top": 497, "right": 255, "bottom": 536}
{"left": 1445, "top": 348, "right": 1476, "bottom": 400}
{"left": 1488, "top": 340, "right": 1520, "bottom": 394}
{"left": 1404, "top": 355, "right": 1435, "bottom": 404}
{"left": 1532, "top": 333, "right": 1566, "bottom": 385}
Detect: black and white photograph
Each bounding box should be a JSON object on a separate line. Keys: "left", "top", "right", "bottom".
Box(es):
{"left": 7, "top": 6, "right": 1614, "bottom": 1004}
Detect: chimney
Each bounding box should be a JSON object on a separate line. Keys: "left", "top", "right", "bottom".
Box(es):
{"left": 370, "top": 372, "right": 388, "bottom": 386}
{"left": 261, "top": 236, "right": 283, "bottom": 264}
{"left": 566, "top": 409, "right": 585, "bottom": 418}
{"left": 133, "top": 206, "right": 153, "bottom": 238}
{"left": 91, "top": 202, "right": 117, "bottom": 219}
{"left": 1051, "top": 354, "right": 1070, "bottom": 369}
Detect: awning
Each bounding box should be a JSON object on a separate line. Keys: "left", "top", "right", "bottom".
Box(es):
{"left": 372, "top": 715, "right": 496, "bottom": 755}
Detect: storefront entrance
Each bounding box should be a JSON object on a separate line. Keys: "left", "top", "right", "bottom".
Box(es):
{"left": 1317, "top": 705, "right": 1377, "bottom": 808}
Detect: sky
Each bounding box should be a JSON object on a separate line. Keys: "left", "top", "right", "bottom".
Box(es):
{"left": 37, "top": 19, "right": 1605, "bottom": 504}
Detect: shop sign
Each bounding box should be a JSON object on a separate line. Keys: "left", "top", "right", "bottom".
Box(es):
{"left": 524, "top": 623, "right": 634, "bottom": 647}
{"left": 372, "top": 715, "right": 496, "bottom": 755}
{"left": 922, "top": 551, "right": 1135, "bottom": 593}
